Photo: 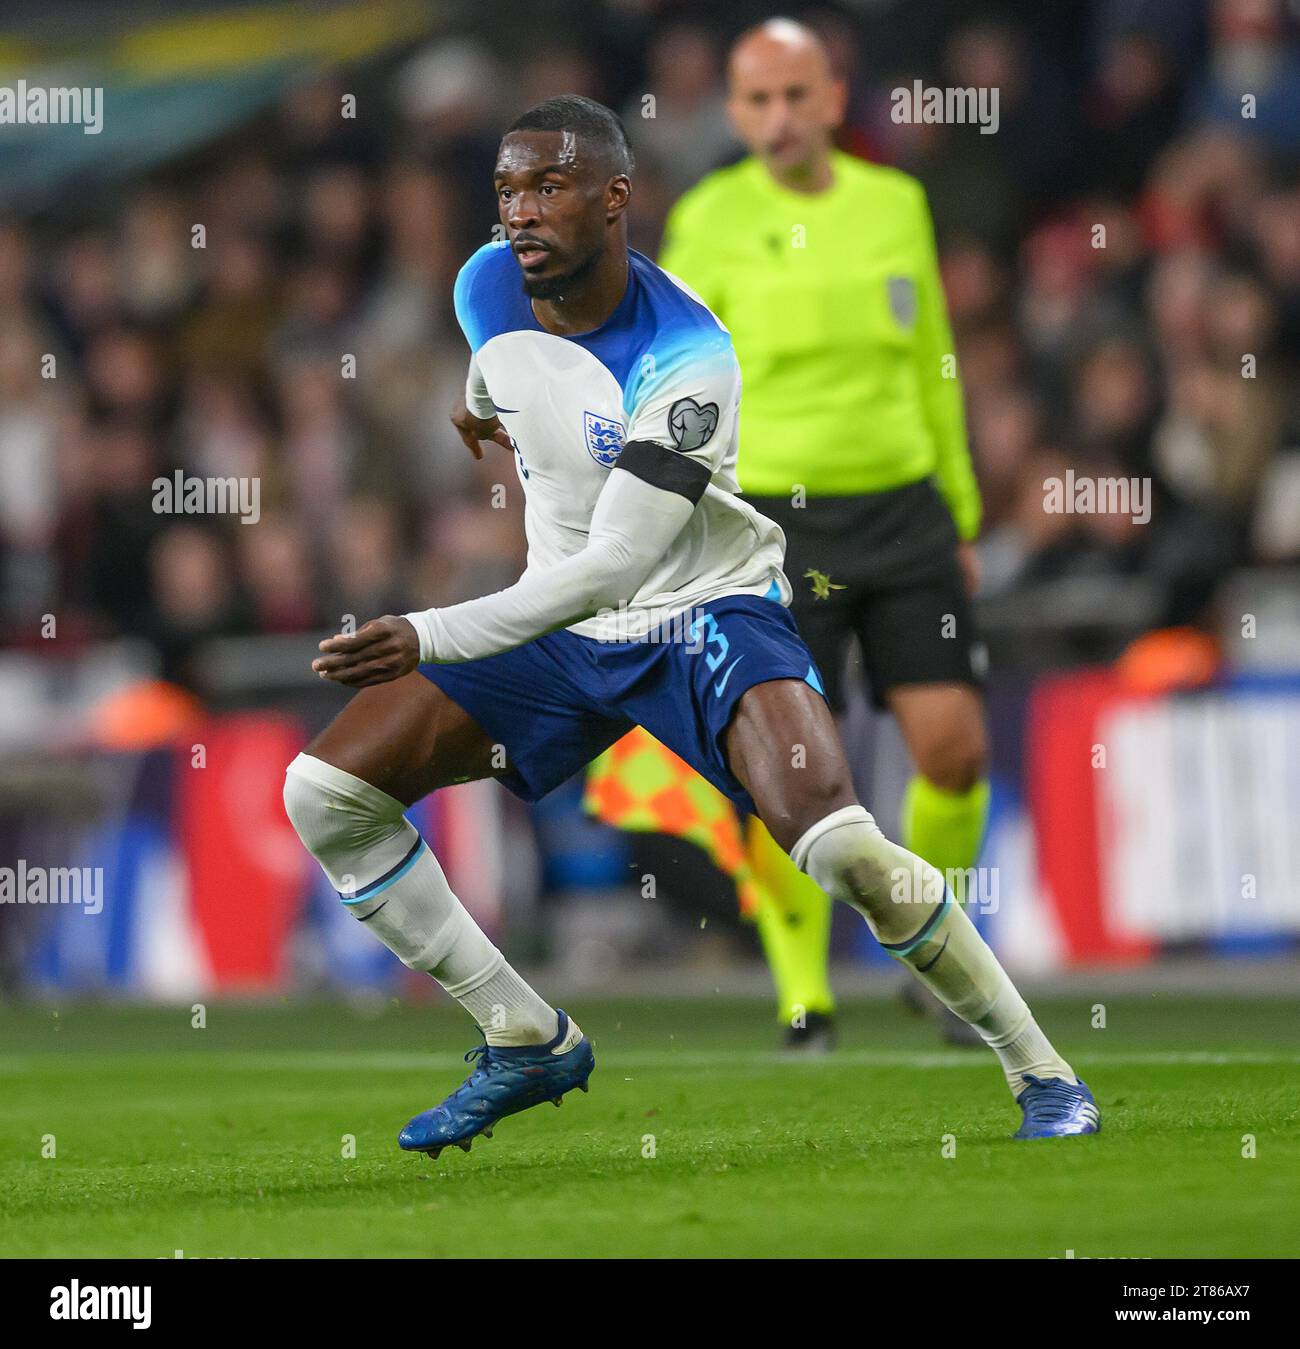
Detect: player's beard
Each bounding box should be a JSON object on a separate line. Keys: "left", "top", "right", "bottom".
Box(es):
{"left": 522, "top": 241, "right": 604, "bottom": 301}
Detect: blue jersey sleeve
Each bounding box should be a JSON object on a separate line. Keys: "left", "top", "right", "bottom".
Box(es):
{"left": 623, "top": 324, "right": 740, "bottom": 474}
{"left": 452, "top": 241, "right": 514, "bottom": 353}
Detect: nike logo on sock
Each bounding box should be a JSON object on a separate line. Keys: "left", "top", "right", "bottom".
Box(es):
{"left": 915, "top": 934, "right": 949, "bottom": 973}
{"left": 551, "top": 1018, "right": 584, "bottom": 1054}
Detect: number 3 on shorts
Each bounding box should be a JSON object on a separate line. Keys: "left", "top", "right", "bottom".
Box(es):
{"left": 688, "top": 612, "right": 729, "bottom": 671}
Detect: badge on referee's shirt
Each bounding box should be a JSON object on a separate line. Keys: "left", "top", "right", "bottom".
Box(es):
{"left": 887, "top": 275, "right": 917, "bottom": 328}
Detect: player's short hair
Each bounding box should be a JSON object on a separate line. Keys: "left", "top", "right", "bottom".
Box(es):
{"left": 507, "top": 95, "right": 635, "bottom": 177}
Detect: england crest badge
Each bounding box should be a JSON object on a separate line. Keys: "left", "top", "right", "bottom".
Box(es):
{"left": 584, "top": 411, "right": 625, "bottom": 467}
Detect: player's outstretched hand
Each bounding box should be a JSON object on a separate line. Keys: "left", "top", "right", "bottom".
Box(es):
{"left": 451, "top": 398, "right": 514, "bottom": 459}
{"left": 956, "top": 541, "right": 981, "bottom": 598}
{"left": 312, "top": 616, "right": 421, "bottom": 687}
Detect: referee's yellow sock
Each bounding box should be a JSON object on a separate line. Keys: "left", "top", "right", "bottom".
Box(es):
{"left": 745, "top": 816, "right": 835, "bottom": 1026}
{"left": 901, "top": 775, "right": 991, "bottom": 895}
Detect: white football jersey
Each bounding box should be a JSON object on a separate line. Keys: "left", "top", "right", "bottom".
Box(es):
{"left": 454, "top": 242, "right": 790, "bottom": 640}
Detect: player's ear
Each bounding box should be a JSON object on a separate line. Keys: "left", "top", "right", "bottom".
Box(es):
{"left": 826, "top": 77, "right": 848, "bottom": 130}
{"left": 606, "top": 174, "right": 631, "bottom": 223}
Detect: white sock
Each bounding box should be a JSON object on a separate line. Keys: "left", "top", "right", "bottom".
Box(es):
{"left": 793, "top": 805, "right": 1075, "bottom": 1097}
{"left": 971, "top": 987, "right": 1076, "bottom": 1097}
{"left": 443, "top": 951, "right": 563, "bottom": 1047}
{"left": 284, "top": 753, "right": 558, "bottom": 1047}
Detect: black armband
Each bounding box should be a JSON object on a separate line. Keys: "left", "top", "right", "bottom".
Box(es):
{"left": 616, "top": 439, "right": 711, "bottom": 505}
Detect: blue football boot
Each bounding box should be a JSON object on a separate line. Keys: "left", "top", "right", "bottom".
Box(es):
{"left": 1013, "top": 1073, "right": 1101, "bottom": 1139}
{"left": 398, "top": 1009, "right": 594, "bottom": 1158}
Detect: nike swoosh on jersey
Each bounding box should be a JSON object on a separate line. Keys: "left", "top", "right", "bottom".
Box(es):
{"left": 713, "top": 654, "right": 744, "bottom": 697}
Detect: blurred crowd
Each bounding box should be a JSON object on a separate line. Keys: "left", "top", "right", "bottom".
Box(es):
{"left": 0, "top": 0, "right": 1297, "bottom": 692}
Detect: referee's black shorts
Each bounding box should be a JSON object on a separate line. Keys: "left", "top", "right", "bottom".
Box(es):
{"left": 744, "top": 477, "right": 984, "bottom": 713}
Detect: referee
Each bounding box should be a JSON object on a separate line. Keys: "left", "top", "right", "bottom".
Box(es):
{"left": 664, "top": 19, "right": 988, "bottom": 1044}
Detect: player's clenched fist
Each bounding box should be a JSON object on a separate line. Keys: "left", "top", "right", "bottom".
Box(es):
{"left": 312, "top": 615, "right": 421, "bottom": 687}
{"left": 450, "top": 398, "right": 513, "bottom": 460}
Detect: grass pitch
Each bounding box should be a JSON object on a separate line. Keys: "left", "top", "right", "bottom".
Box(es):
{"left": 0, "top": 994, "right": 1296, "bottom": 1258}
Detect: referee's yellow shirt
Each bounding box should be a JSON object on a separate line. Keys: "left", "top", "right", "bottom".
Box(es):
{"left": 659, "top": 150, "right": 981, "bottom": 540}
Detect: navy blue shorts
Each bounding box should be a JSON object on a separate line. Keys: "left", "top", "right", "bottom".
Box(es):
{"left": 418, "top": 588, "right": 826, "bottom": 816}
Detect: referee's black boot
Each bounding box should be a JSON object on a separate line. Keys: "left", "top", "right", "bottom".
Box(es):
{"left": 782, "top": 1010, "right": 837, "bottom": 1055}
